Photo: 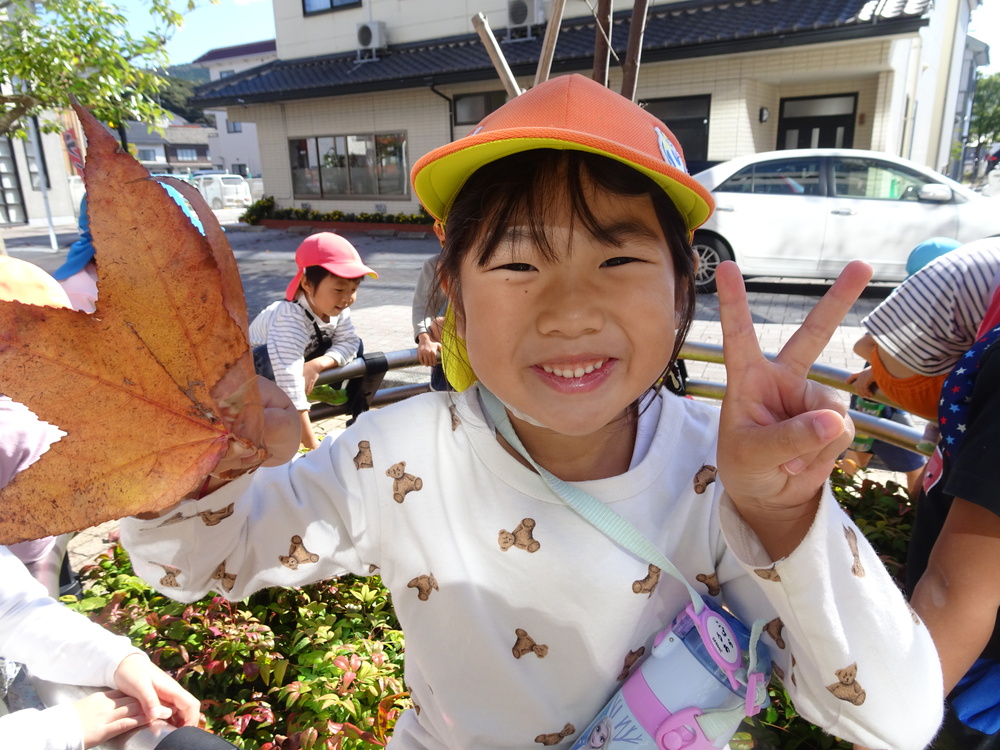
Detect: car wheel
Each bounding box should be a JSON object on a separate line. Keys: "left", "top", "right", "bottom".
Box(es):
{"left": 692, "top": 234, "right": 732, "bottom": 294}
{"left": 211, "top": 198, "right": 223, "bottom": 209}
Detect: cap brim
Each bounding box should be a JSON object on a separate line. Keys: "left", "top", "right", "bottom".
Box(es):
{"left": 412, "top": 130, "right": 714, "bottom": 232}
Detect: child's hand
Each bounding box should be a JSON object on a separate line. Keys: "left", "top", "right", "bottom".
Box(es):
{"left": 113, "top": 652, "right": 201, "bottom": 727}
{"left": 75, "top": 690, "right": 147, "bottom": 749}
{"left": 416, "top": 333, "right": 441, "bottom": 367}
{"left": 716, "top": 260, "right": 872, "bottom": 558}
{"left": 846, "top": 367, "right": 878, "bottom": 398}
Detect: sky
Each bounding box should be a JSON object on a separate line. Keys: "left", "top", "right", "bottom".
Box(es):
{"left": 131, "top": 0, "right": 1000, "bottom": 70}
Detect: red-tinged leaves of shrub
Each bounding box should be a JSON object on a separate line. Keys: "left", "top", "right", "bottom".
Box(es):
{"left": 205, "top": 659, "right": 228, "bottom": 675}
{"left": 243, "top": 661, "right": 261, "bottom": 681}
{"left": 0, "top": 100, "right": 266, "bottom": 543}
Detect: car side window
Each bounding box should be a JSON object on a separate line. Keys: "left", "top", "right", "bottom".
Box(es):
{"left": 716, "top": 159, "right": 822, "bottom": 196}
{"left": 833, "top": 158, "right": 933, "bottom": 201}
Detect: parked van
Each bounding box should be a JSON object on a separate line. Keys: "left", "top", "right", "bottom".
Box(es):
{"left": 191, "top": 173, "right": 252, "bottom": 209}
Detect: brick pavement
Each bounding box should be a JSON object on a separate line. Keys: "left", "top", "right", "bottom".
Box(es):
{"left": 3, "top": 218, "right": 902, "bottom": 569}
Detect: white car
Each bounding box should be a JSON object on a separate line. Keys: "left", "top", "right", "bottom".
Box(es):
{"left": 690, "top": 148, "right": 1000, "bottom": 292}
{"left": 190, "top": 173, "right": 253, "bottom": 210}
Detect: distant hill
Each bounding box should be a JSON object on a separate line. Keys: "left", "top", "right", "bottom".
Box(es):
{"left": 167, "top": 64, "right": 210, "bottom": 84}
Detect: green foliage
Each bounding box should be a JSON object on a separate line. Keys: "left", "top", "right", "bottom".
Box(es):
{"left": 67, "top": 467, "right": 912, "bottom": 748}
{"left": 971, "top": 73, "right": 1000, "bottom": 148}
{"left": 155, "top": 74, "right": 211, "bottom": 125}
{"left": 0, "top": 0, "right": 204, "bottom": 138}
{"left": 239, "top": 197, "right": 435, "bottom": 227}
{"left": 67, "top": 544, "right": 408, "bottom": 748}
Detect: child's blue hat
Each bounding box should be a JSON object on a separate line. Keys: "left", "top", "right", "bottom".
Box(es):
{"left": 906, "top": 237, "right": 961, "bottom": 277}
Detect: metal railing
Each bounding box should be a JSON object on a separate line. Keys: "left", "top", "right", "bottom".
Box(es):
{"left": 310, "top": 342, "right": 930, "bottom": 456}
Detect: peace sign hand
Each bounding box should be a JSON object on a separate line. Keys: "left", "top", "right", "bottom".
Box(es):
{"left": 715, "top": 260, "right": 872, "bottom": 559}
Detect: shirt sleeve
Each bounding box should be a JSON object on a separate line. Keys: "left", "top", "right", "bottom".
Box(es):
{"left": 322, "top": 308, "right": 360, "bottom": 367}
{"left": 119, "top": 427, "right": 381, "bottom": 602}
{"left": 0, "top": 703, "right": 84, "bottom": 750}
{"left": 0, "top": 549, "right": 141, "bottom": 691}
{"left": 411, "top": 257, "right": 442, "bottom": 341}
{"left": 718, "top": 487, "right": 943, "bottom": 750}
{"left": 265, "top": 303, "right": 313, "bottom": 410}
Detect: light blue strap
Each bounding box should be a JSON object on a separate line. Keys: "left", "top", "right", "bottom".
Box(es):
{"left": 479, "top": 386, "right": 706, "bottom": 613}
{"left": 480, "top": 385, "right": 772, "bottom": 740}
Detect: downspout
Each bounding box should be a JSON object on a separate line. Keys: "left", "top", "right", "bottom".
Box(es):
{"left": 428, "top": 83, "right": 454, "bottom": 143}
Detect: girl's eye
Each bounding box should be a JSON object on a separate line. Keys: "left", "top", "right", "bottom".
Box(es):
{"left": 496, "top": 262, "right": 536, "bottom": 272}
{"left": 601, "top": 256, "right": 640, "bottom": 267}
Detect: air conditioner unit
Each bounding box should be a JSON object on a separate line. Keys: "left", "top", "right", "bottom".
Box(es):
{"left": 356, "top": 21, "right": 388, "bottom": 51}
{"left": 507, "top": 0, "right": 543, "bottom": 32}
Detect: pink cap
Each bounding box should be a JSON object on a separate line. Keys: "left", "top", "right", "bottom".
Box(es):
{"left": 285, "top": 232, "right": 378, "bottom": 300}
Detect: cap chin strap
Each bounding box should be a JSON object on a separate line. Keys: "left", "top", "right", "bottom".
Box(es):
{"left": 479, "top": 384, "right": 769, "bottom": 742}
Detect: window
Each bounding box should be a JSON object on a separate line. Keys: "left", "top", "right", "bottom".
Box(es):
{"left": 231, "top": 163, "right": 248, "bottom": 176}
{"left": 454, "top": 91, "right": 507, "bottom": 126}
{"left": 137, "top": 149, "right": 157, "bottom": 161}
{"left": 303, "top": 0, "right": 360, "bottom": 14}
{"left": 289, "top": 132, "right": 408, "bottom": 198}
{"left": 226, "top": 120, "right": 243, "bottom": 133}
{"left": 832, "top": 157, "right": 936, "bottom": 201}
{"left": 219, "top": 70, "right": 235, "bottom": 79}
{"left": 643, "top": 95, "right": 711, "bottom": 168}
{"left": 716, "top": 157, "right": 822, "bottom": 196}
{"left": 176, "top": 148, "right": 199, "bottom": 162}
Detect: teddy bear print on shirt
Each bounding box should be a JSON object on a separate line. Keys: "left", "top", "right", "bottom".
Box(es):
{"left": 152, "top": 562, "right": 181, "bottom": 588}
{"left": 279, "top": 535, "right": 319, "bottom": 569}
{"left": 754, "top": 567, "right": 781, "bottom": 583}
{"left": 843, "top": 526, "right": 865, "bottom": 577}
{"left": 150, "top": 503, "right": 234, "bottom": 528}
{"left": 535, "top": 723, "right": 574, "bottom": 746}
{"left": 764, "top": 618, "right": 786, "bottom": 649}
{"left": 827, "top": 662, "right": 866, "bottom": 705}
{"left": 693, "top": 464, "right": 717, "bottom": 494}
{"left": 212, "top": 561, "right": 237, "bottom": 592}
{"left": 498, "top": 518, "right": 540, "bottom": 553}
{"left": 512, "top": 629, "right": 548, "bottom": 659}
{"left": 696, "top": 572, "right": 720, "bottom": 596}
{"left": 386, "top": 461, "right": 423, "bottom": 502}
{"left": 633, "top": 564, "right": 661, "bottom": 596}
{"left": 407, "top": 573, "right": 439, "bottom": 601}
{"left": 617, "top": 647, "right": 645, "bottom": 681}
{"left": 354, "top": 440, "right": 373, "bottom": 470}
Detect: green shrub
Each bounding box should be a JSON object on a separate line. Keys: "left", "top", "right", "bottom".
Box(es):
{"left": 238, "top": 197, "right": 434, "bottom": 227}
{"left": 67, "top": 467, "right": 912, "bottom": 749}
{"left": 68, "top": 545, "right": 407, "bottom": 748}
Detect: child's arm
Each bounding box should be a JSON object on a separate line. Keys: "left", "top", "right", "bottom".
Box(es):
{"left": 321, "top": 307, "right": 362, "bottom": 369}
{"left": 846, "top": 366, "right": 878, "bottom": 398}
{"left": 416, "top": 331, "right": 441, "bottom": 367}
{"left": 715, "top": 260, "right": 870, "bottom": 559}
{"left": 911, "top": 498, "right": 1000, "bottom": 694}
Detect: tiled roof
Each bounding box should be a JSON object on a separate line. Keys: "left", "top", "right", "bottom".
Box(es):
{"left": 191, "top": 0, "right": 930, "bottom": 107}
{"left": 192, "top": 39, "right": 277, "bottom": 65}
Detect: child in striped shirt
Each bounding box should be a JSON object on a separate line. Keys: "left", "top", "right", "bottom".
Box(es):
{"left": 249, "top": 232, "right": 377, "bottom": 450}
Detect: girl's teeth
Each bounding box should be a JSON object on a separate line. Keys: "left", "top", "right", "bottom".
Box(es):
{"left": 541, "top": 360, "right": 604, "bottom": 378}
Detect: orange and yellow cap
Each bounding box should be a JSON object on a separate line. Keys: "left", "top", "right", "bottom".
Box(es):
{"left": 411, "top": 73, "right": 714, "bottom": 231}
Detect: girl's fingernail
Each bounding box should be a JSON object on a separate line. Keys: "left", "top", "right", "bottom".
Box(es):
{"left": 813, "top": 413, "right": 841, "bottom": 440}
{"left": 783, "top": 458, "right": 806, "bottom": 475}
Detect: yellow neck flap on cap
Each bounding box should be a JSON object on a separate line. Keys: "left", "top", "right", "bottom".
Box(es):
{"left": 440, "top": 304, "right": 477, "bottom": 392}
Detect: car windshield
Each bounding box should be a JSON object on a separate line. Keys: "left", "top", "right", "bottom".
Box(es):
{"left": 221, "top": 177, "right": 244, "bottom": 186}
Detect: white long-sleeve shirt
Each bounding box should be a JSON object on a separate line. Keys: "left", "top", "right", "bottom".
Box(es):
{"left": 248, "top": 295, "right": 360, "bottom": 410}
{"left": 0, "top": 547, "right": 142, "bottom": 750}
{"left": 121, "top": 387, "right": 943, "bottom": 749}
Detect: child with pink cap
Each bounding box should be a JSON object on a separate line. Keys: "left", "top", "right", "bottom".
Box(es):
{"left": 249, "top": 232, "right": 377, "bottom": 450}
{"left": 123, "top": 75, "right": 942, "bottom": 748}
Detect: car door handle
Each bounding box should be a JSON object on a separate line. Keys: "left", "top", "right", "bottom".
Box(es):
{"left": 830, "top": 208, "right": 855, "bottom": 216}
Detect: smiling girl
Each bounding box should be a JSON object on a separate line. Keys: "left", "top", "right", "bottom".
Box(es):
{"left": 122, "top": 74, "right": 942, "bottom": 749}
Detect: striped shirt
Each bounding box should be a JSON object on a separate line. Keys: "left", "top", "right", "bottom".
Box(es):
{"left": 249, "top": 295, "right": 360, "bottom": 410}
{"left": 863, "top": 238, "right": 1000, "bottom": 375}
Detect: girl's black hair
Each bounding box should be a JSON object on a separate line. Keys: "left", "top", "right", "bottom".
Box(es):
{"left": 437, "top": 149, "right": 696, "bottom": 393}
